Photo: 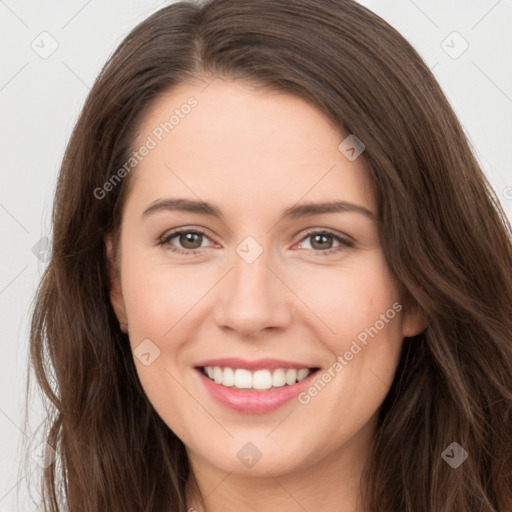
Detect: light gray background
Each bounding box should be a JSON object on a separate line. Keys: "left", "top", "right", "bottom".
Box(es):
{"left": 1, "top": 1, "right": 511, "bottom": 510}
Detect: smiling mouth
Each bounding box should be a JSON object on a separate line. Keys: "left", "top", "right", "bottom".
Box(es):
{"left": 196, "top": 365, "right": 321, "bottom": 391}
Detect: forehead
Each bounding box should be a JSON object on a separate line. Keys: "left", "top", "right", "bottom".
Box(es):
{"left": 128, "top": 78, "right": 376, "bottom": 219}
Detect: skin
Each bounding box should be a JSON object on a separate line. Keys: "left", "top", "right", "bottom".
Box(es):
{"left": 106, "top": 77, "right": 426, "bottom": 512}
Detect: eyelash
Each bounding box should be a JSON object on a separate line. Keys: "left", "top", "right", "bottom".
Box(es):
{"left": 157, "top": 228, "right": 354, "bottom": 257}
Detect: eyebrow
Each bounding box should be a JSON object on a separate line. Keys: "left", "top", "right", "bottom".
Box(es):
{"left": 142, "top": 198, "right": 376, "bottom": 221}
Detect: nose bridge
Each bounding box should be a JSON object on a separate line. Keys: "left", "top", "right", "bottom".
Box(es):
{"left": 214, "top": 238, "right": 292, "bottom": 334}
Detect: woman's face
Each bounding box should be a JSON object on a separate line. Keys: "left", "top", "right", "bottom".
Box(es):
{"left": 107, "top": 78, "right": 425, "bottom": 478}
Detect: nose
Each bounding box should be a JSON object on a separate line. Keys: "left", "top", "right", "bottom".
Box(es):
{"left": 213, "top": 247, "right": 293, "bottom": 338}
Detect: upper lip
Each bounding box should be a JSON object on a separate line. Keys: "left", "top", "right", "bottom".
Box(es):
{"left": 194, "top": 357, "right": 318, "bottom": 371}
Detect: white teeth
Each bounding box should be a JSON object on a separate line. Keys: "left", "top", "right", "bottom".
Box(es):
{"left": 252, "top": 369, "right": 273, "bottom": 390}
{"left": 234, "top": 369, "right": 252, "bottom": 389}
{"left": 297, "top": 369, "right": 310, "bottom": 381}
{"left": 223, "top": 367, "right": 235, "bottom": 387}
{"left": 272, "top": 368, "right": 286, "bottom": 387}
{"left": 202, "top": 366, "right": 314, "bottom": 390}
{"left": 285, "top": 369, "right": 298, "bottom": 385}
{"left": 213, "top": 366, "right": 223, "bottom": 384}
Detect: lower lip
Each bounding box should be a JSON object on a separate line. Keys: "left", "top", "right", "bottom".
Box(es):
{"left": 195, "top": 368, "right": 319, "bottom": 414}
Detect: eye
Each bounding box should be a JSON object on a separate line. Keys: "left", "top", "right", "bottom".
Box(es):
{"left": 157, "top": 227, "right": 354, "bottom": 257}
{"left": 295, "top": 229, "right": 354, "bottom": 256}
{"left": 157, "top": 228, "right": 214, "bottom": 256}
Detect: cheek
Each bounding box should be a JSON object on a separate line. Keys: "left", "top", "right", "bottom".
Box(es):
{"left": 118, "top": 255, "right": 193, "bottom": 414}
{"left": 288, "top": 252, "right": 403, "bottom": 349}
{"left": 120, "top": 253, "right": 205, "bottom": 343}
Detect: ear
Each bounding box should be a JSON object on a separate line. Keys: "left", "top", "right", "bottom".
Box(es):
{"left": 104, "top": 235, "right": 129, "bottom": 333}
{"left": 401, "top": 301, "right": 428, "bottom": 338}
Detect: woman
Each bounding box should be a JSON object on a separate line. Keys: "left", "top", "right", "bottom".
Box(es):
{"left": 29, "top": 0, "right": 512, "bottom": 511}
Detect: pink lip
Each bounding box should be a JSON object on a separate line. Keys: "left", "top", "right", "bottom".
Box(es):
{"left": 194, "top": 357, "right": 315, "bottom": 371}
{"left": 194, "top": 367, "right": 320, "bottom": 414}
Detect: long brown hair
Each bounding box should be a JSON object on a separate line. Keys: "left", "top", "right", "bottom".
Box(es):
{"left": 28, "top": 0, "right": 512, "bottom": 510}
